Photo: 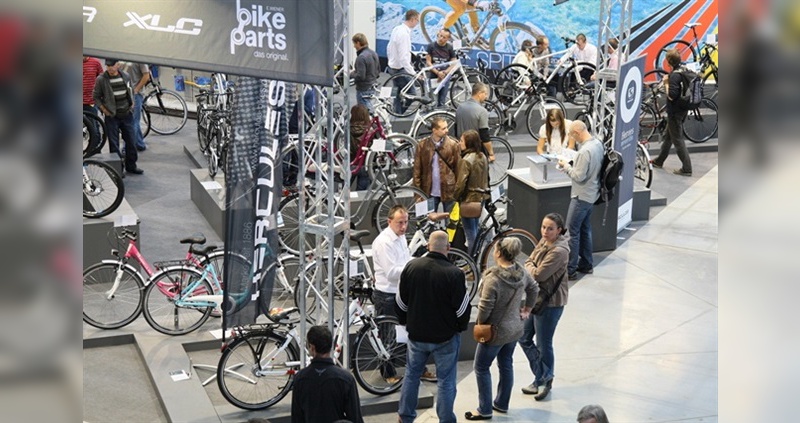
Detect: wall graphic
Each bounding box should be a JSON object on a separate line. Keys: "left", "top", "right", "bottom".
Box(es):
{"left": 375, "top": 0, "right": 718, "bottom": 71}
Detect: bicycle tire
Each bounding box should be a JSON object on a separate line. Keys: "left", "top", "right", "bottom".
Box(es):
{"left": 352, "top": 315, "right": 407, "bottom": 395}
{"left": 83, "top": 115, "right": 101, "bottom": 158}
{"left": 144, "top": 89, "right": 188, "bottom": 135}
{"left": 682, "top": 97, "right": 718, "bottom": 143}
{"left": 382, "top": 73, "right": 426, "bottom": 118}
{"left": 574, "top": 110, "right": 594, "bottom": 134}
{"left": 559, "top": 62, "right": 596, "bottom": 106}
{"left": 447, "top": 248, "right": 480, "bottom": 303}
{"left": 207, "top": 125, "right": 220, "bottom": 178}
{"left": 525, "top": 96, "right": 566, "bottom": 140}
{"left": 487, "top": 136, "right": 513, "bottom": 187}
{"left": 479, "top": 228, "right": 539, "bottom": 272}
{"left": 634, "top": 142, "right": 653, "bottom": 190}
{"left": 196, "top": 248, "right": 226, "bottom": 318}
{"left": 483, "top": 100, "right": 505, "bottom": 137}
{"left": 218, "top": 330, "right": 299, "bottom": 410}
{"left": 638, "top": 103, "right": 658, "bottom": 143}
{"left": 268, "top": 256, "right": 301, "bottom": 323}
{"left": 654, "top": 40, "right": 698, "bottom": 72}
{"left": 83, "top": 112, "right": 107, "bottom": 157}
{"left": 365, "top": 133, "right": 417, "bottom": 187}
{"left": 293, "top": 258, "right": 346, "bottom": 325}
{"left": 82, "top": 262, "right": 144, "bottom": 329}
{"left": 372, "top": 186, "right": 430, "bottom": 242}
{"left": 142, "top": 266, "right": 214, "bottom": 336}
{"left": 277, "top": 192, "right": 326, "bottom": 256}
{"left": 642, "top": 69, "right": 669, "bottom": 114}
{"left": 420, "top": 7, "right": 448, "bottom": 44}
{"left": 449, "top": 70, "right": 493, "bottom": 109}
{"left": 702, "top": 69, "right": 718, "bottom": 100}
{"left": 140, "top": 106, "right": 151, "bottom": 139}
{"left": 409, "top": 111, "right": 455, "bottom": 141}
{"left": 83, "top": 159, "right": 125, "bottom": 219}
{"left": 489, "top": 22, "right": 539, "bottom": 55}
{"left": 494, "top": 63, "right": 532, "bottom": 106}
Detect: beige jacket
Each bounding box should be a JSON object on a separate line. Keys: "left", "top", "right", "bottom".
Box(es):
{"left": 454, "top": 151, "right": 489, "bottom": 203}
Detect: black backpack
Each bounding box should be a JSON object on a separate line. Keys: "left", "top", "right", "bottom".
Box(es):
{"left": 678, "top": 67, "right": 703, "bottom": 110}
{"left": 595, "top": 145, "right": 623, "bottom": 206}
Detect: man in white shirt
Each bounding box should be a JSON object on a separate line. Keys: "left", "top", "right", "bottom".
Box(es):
{"left": 565, "top": 33, "right": 598, "bottom": 65}
{"left": 387, "top": 9, "right": 419, "bottom": 114}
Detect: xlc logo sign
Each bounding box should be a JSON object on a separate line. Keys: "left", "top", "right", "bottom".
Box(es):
{"left": 123, "top": 12, "right": 203, "bottom": 36}
{"left": 83, "top": 6, "right": 97, "bottom": 23}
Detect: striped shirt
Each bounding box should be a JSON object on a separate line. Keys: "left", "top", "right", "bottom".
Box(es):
{"left": 108, "top": 74, "right": 131, "bottom": 113}
{"left": 82, "top": 57, "right": 103, "bottom": 105}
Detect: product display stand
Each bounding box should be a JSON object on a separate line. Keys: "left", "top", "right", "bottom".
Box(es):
{"left": 90, "top": 152, "right": 124, "bottom": 176}
{"left": 189, "top": 169, "right": 226, "bottom": 239}
{"left": 82, "top": 198, "right": 139, "bottom": 269}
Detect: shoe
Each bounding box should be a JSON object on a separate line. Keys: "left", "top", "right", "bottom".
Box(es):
{"left": 576, "top": 267, "right": 593, "bottom": 274}
{"left": 672, "top": 168, "right": 692, "bottom": 177}
{"left": 420, "top": 370, "right": 437, "bottom": 382}
{"left": 568, "top": 272, "right": 578, "bottom": 281}
{"left": 650, "top": 160, "right": 663, "bottom": 169}
{"left": 385, "top": 376, "right": 401, "bottom": 384}
{"left": 465, "top": 411, "right": 492, "bottom": 420}
{"left": 491, "top": 404, "right": 507, "bottom": 414}
{"left": 126, "top": 167, "right": 144, "bottom": 175}
{"left": 136, "top": 145, "right": 147, "bottom": 152}
{"left": 521, "top": 383, "right": 539, "bottom": 395}
{"left": 534, "top": 379, "right": 552, "bottom": 401}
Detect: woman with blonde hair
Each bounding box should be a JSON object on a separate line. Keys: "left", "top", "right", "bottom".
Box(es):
{"left": 536, "top": 108, "right": 574, "bottom": 155}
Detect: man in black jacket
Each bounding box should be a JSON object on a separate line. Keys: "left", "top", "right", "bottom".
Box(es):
{"left": 93, "top": 58, "right": 143, "bottom": 175}
{"left": 396, "top": 230, "right": 471, "bottom": 423}
{"left": 651, "top": 48, "right": 693, "bottom": 176}
{"left": 291, "top": 326, "right": 363, "bottom": 423}
{"left": 351, "top": 33, "right": 380, "bottom": 114}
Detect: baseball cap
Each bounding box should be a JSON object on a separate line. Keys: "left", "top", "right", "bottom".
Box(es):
{"left": 105, "top": 58, "right": 119, "bottom": 66}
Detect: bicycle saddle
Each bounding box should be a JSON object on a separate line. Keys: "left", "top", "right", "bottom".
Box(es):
{"left": 190, "top": 245, "right": 217, "bottom": 256}
{"left": 350, "top": 230, "right": 371, "bottom": 243}
{"left": 684, "top": 22, "right": 701, "bottom": 28}
{"left": 180, "top": 235, "right": 206, "bottom": 245}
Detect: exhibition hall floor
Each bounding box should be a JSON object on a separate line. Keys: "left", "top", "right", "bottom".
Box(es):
{"left": 83, "top": 118, "right": 718, "bottom": 422}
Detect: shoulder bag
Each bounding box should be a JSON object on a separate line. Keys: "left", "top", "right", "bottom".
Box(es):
{"left": 473, "top": 286, "right": 520, "bottom": 344}
{"left": 532, "top": 268, "right": 566, "bottom": 315}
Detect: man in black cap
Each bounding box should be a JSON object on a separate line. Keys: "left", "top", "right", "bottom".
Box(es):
{"left": 93, "top": 58, "right": 143, "bottom": 174}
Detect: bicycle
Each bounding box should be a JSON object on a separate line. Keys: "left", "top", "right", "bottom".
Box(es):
{"left": 201, "top": 107, "right": 232, "bottom": 178}
{"left": 217, "top": 292, "right": 406, "bottom": 409}
{"left": 640, "top": 70, "right": 719, "bottom": 143}
{"left": 653, "top": 22, "right": 718, "bottom": 99}
{"left": 490, "top": 73, "right": 568, "bottom": 140}
{"left": 83, "top": 159, "right": 124, "bottom": 219}
{"left": 383, "top": 57, "right": 474, "bottom": 118}
{"left": 466, "top": 196, "right": 539, "bottom": 273}
{"left": 420, "top": 0, "right": 539, "bottom": 53}
{"left": 83, "top": 110, "right": 106, "bottom": 158}
{"left": 141, "top": 70, "right": 189, "bottom": 135}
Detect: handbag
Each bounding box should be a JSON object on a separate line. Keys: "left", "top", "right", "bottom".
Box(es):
{"left": 460, "top": 201, "right": 482, "bottom": 218}
{"left": 532, "top": 269, "right": 566, "bottom": 315}
{"left": 473, "top": 286, "right": 520, "bottom": 344}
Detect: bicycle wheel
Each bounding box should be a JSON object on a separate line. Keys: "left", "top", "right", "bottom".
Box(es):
{"left": 196, "top": 248, "right": 226, "bottom": 317}
{"left": 365, "top": 133, "right": 417, "bottom": 187}
{"left": 525, "top": 96, "right": 566, "bottom": 140}
{"left": 702, "top": 69, "right": 718, "bottom": 100}
{"left": 634, "top": 142, "right": 653, "bottom": 190}
{"left": 642, "top": 69, "right": 669, "bottom": 114}
{"left": 654, "top": 40, "right": 698, "bottom": 72}
{"left": 447, "top": 248, "right": 480, "bottom": 303}
{"left": 559, "top": 62, "right": 596, "bottom": 106}
{"left": 352, "top": 315, "right": 407, "bottom": 395}
{"left": 207, "top": 125, "right": 220, "bottom": 178}
{"left": 682, "top": 97, "right": 718, "bottom": 143}
{"left": 218, "top": 331, "right": 299, "bottom": 410}
{"left": 420, "top": 7, "right": 447, "bottom": 44}
{"left": 479, "top": 228, "right": 539, "bottom": 272}
{"left": 494, "top": 64, "right": 532, "bottom": 106}
{"left": 574, "top": 110, "right": 594, "bottom": 134}
{"left": 83, "top": 112, "right": 107, "bottom": 157}
{"left": 489, "top": 22, "right": 539, "bottom": 54}
{"left": 269, "top": 256, "right": 301, "bottom": 320}
{"left": 449, "top": 70, "right": 493, "bottom": 109}
{"left": 409, "top": 111, "right": 455, "bottom": 141}
{"left": 483, "top": 100, "right": 505, "bottom": 137}
{"left": 382, "top": 73, "right": 426, "bottom": 118}
{"left": 487, "top": 136, "right": 513, "bottom": 186}
{"left": 140, "top": 106, "right": 151, "bottom": 139}
{"left": 83, "top": 159, "right": 124, "bottom": 219}
{"left": 142, "top": 266, "right": 214, "bottom": 336}
{"left": 638, "top": 103, "right": 658, "bottom": 143}
{"left": 196, "top": 105, "right": 211, "bottom": 154}
{"left": 293, "top": 258, "right": 346, "bottom": 325}
{"left": 373, "top": 186, "right": 430, "bottom": 242}
{"left": 82, "top": 262, "right": 144, "bottom": 329}
{"left": 277, "top": 192, "right": 325, "bottom": 256}
{"left": 144, "top": 89, "right": 188, "bottom": 135}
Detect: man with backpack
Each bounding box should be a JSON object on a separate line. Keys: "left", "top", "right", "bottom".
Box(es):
{"left": 559, "top": 121, "right": 604, "bottom": 280}
{"left": 651, "top": 48, "right": 695, "bottom": 176}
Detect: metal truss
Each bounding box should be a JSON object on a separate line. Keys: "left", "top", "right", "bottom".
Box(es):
{"left": 592, "top": 0, "right": 633, "bottom": 145}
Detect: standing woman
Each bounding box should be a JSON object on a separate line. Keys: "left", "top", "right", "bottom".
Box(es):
{"left": 518, "top": 213, "right": 570, "bottom": 401}
{"left": 455, "top": 129, "right": 489, "bottom": 256}
{"left": 465, "top": 238, "right": 538, "bottom": 421}
{"left": 350, "top": 104, "right": 372, "bottom": 190}
{"left": 537, "top": 109, "right": 574, "bottom": 155}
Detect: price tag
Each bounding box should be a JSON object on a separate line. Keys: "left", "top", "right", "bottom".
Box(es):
{"left": 491, "top": 186, "right": 502, "bottom": 202}
{"left": 114, "top": 214, "right": 137, "bottom": 227}
{"left": 202, "top": 180, "right": 223, "bottom": 190}
{"left": 371, "top": 138, "right": 388, "bottom": 152}
{"left": 380, "top": 86, "right": 393, "bottom": 98}
{"left": 395, "top": 325, "right": 409, "bottom": 343}
{"left": 415, "top": 199, "right": 431, "bottom": 217}
{"left": 452, "top": 39, "right": 462, "bottom": 50}
{"left": 169, "top": 370, "right": 190, "bottom": 382}
{"left": 276, "top": 212, "right": 285, "bottom": 228}
{"left": 685, "top": 62, "right": 701, "bottom": 73}
{"left": 706, "top": 34, "right": 717, "bottom": 45}
{"left": 349, "top": 259, "right": 364, "bottom": 277}
{"left": 350, "top": 191, "right": 359, "bottom": 198}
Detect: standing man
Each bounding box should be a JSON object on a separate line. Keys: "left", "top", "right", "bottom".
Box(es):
{"left": 396, "top": 231, "right": 472, "bottom": 423}
{"left": 413, "top": 116, "right": 460, "bottom": 213}
{"left": 93, "top": 59, "right": 143, "bottom": 175}
{"left": 83, "top": 56, "right": 104, "bottom": 139}
{"left": 351, "top": 33, "right": 380, "bottom": 114}
{"left": 121, "top": 61, "right": 150, "bottom": 151}
{"left": 387, "top": 9, "right": 419, "bottom": 115}
{"left": 291, "top": 326, "right": 363, "bottom": 423}
{"left": 558, "top": 121, "right": 603, "bottom": 280}
{"left": 650, "top": 48, "right": 693, "bottom": 176}
{"left": 426, "top": 28, "right": 457, "bottom": 107}
{"left": 455, "top": 82, "right": 495, "bottom": 162}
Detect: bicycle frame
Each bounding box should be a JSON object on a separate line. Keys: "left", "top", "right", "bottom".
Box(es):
{"left": 397, "top": 59, "right": 468, "bottom": 107}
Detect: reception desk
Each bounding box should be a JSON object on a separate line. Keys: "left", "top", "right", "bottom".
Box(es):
{"left": 506, "top": 167, "right": 618, "bottom": 252}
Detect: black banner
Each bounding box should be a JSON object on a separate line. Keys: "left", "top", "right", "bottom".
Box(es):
{"left": 83, "top": 0, "right": 334, "bottom": 86}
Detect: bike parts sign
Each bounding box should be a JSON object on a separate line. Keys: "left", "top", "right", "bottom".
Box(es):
{"left": 83, "top": 0, "right": 334, "bottom": 86}
{"left": 614, "top": 55, "right": 645, "bottom": 232}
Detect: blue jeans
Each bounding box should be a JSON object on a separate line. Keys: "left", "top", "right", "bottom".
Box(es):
{"left": 533, "top": 306, "right": 563, "bottom": 385}
{"left": 566, "top": 197, "right": 594, "bottom": 274}
{"left": 435, "top": 80, "right": 449, "bottom": 107}
{"left": 356, "top": 88, "right": 376, "bottom": 115}
{"left": 474, "top": 341, "right": 516, "bottom": 415}
{"left": 133, "top": 93, "right": 146, "bottom": 149}
{"left": 399, "top": 334, "right": 460, "bottom": 423}
{"left": 462, "top": 217, "right": 479, "bottom": 256}
{"left": 105, "top": 111, "right": 138, "bottom": 171}
{"left": 371, "top": 290, "right": 398, "bottom": 319}
{"left": 518, "top": 312, "right": 540, "bottom": 384}
{"left": 432, "top": 197, "right": 455, "bottom": 214}
{"left": 388, "top": 68, "right": 415, "bottom": 115}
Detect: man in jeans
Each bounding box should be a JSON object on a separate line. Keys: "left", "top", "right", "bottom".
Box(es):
{"left": 386, "top": 9, "right": 419, "bottom": 114}
{"left": 396, "top": 231, "right": 471, "bottom": 423}
{"left": 350, "top": 33, "right": 380, "bottom": 114}
{"left": 650, "top": 48, "right": 693, "bottom": 176}
{"left": 558, "top": 120, "right": 603, "bottom": 279}
{"left": 371, "top": 206, "right": 435, "bottom": 382}
{"left": 413, "top": 116, "right": 460, "bottom": 213}
{"left": 121, "top": 61, "right": 150, "bottom": 151}
{"left": 93, "top": 58, "right": 143, "bottom": 175}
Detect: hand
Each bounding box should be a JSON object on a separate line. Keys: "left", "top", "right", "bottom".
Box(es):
{"left": 520, "top": 309, "right": 530, "bottom": 320}
{"left": 488, "top": 154, "right": 496, "bottom": 163}
{"left": 557, "top": 159, "right": 568, "bottom": 169}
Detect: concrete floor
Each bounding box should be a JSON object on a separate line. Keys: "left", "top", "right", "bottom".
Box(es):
{"left": 83, "top": 107, "right": 718, "bottom": 422}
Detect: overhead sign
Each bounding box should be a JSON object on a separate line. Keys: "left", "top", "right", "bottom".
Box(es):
{"left": 614, "top": 55, "right": 645, "bottom": 232}
{"left": 83, "top": 0, "right": 334, "bottom": 86}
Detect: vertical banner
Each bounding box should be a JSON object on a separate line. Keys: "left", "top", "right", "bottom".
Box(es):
{"left": 614, "top": 55, "right": 645, "bottom": 232}
{"left": 222, "top": 77, "right": 296, "bottom": 332}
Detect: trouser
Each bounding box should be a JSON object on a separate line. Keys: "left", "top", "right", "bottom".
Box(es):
{"left": 445, "top": 0, "right": 480, "bottom": 32}
{"left": 105, "top": 111, "right": 138, "bottom": 171}
{"left": 654, "top": 112, "right": 692, "bottom": 173}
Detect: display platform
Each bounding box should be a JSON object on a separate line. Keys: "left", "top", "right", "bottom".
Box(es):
{"left": 190, "top": 169, "right": 226, "bottom": 239}
{"left": 89, "top": 152, "right": 123, "bottom": 176}
{"left": 83, "top": 198, "right": 139, "bottom": 269}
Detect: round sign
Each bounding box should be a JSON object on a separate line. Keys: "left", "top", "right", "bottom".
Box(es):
{"left": 619, "top": 65, "right": 642, "bottom": 124}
